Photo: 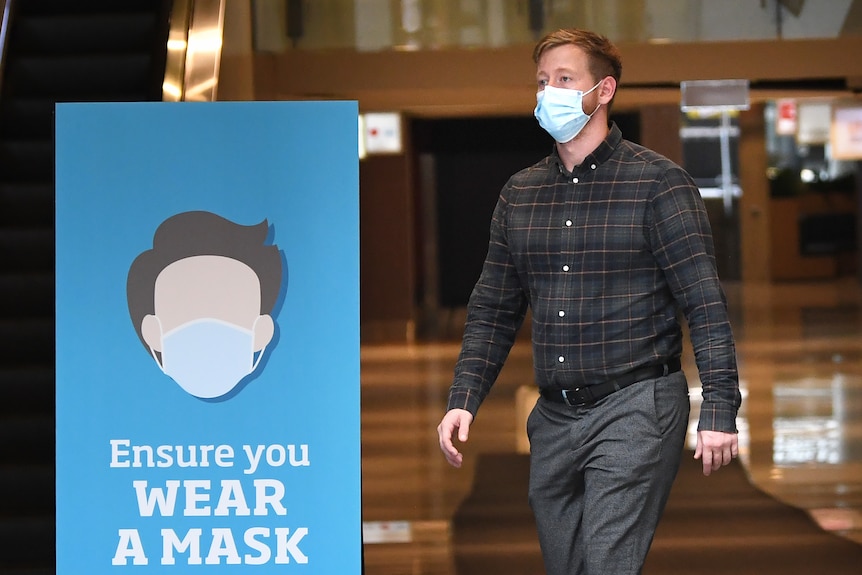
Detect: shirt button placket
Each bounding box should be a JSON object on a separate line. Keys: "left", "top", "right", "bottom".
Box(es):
{"left": 560, "top": 226, "right": 570, "bottom": 364}
{"left": 561, "top": 174, "right": 577, "bottom": 371}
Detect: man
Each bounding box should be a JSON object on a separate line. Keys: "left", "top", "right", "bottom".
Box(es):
{"left": 437, "top": 28, "right": 741, "bottom": 575}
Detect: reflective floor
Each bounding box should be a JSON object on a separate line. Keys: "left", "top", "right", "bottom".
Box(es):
{"left": 360, "top": 278, "right": 862, "bottom": 574}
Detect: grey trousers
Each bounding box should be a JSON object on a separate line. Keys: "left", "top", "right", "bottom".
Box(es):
{"left": 526, "top": 370, "right": 690, "bottom": 575}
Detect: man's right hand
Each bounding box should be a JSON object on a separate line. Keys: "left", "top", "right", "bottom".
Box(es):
{"left": 437, "top": 408, "right": 474, "bottom": 468}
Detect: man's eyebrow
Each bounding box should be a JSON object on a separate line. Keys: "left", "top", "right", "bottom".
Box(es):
{"left": 539, "top": 65, "right": 576, "bottom": 75}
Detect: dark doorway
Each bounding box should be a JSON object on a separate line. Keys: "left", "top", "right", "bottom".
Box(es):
{"left": 412, "top": 113, "right": 641, "bottom": 321}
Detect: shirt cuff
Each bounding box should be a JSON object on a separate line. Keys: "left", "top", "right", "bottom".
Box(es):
{"left": 697, "top": 401, "right": 739, "bottom": 433}
{"left": 447, "top": 388, "right": 482, "bottom": 418}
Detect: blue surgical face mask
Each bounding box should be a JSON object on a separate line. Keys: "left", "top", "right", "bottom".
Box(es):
{"left": 151, "top": 317, "right": 265, "bottom": 399}
{"left": 534, "top": 81, "right": 603, "bottom": 143}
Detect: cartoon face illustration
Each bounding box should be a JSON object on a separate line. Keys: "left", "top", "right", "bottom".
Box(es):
{"left": 127, "top": 212, "right": 284, "bottom": 399}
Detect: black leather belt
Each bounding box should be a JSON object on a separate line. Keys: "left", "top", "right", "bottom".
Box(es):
{"left": 540, "top": 358, "right": 681, "bottom": 407}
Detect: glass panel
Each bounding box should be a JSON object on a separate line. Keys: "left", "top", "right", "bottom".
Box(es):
{"left": 252, "top": 0, "right": 862, "bottom": 54}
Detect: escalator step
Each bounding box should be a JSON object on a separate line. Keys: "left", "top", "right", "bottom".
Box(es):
{"left": 0, "top": 273, "right": 54, "bottom": 318}
{"left": 0, "top": 140, "right": 53, "bottom": 183}
{"left": 0, "top": 416, "right": 54, "bottom": 465}
{"left": 0, "top": 229, "right": 54, "bottom": 273}
{"left": 0, "top": 99, "right": 54, "bottom": 140}
{"left": 0, "top": 366, "right": 54, "bottom": 416}
{"left": 10, "top": 13, "right": 160, "bottom": 56}
{"left": 0, "top": 184, "right": 54, "bottom": 227}
{"left": 0, "top": 318, "right": 55, "bottom": 366}
{"left": 0, "top": 465, "right": 54, "bottom": 516}
{"left": 0, "top": 517, "right": 55, "bottom": 568}
{"left": 14, "top": 0, "right": 166, "bottom": 17}
{"left": 4, "top": 54, "right": 153, "bottom": 100}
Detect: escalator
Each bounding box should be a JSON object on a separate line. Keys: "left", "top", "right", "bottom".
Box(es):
{"left": 0, "top": 1, "right": 171, "bottom": 571}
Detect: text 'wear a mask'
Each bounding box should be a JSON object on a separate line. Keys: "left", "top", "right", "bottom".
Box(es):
{"left": 534, "top": 81, "right": 602, "bottom": 143}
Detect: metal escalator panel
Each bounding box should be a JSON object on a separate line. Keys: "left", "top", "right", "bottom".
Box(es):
{"left": 163, "top": 0, "right": 225, "bottom": 102}
{"left": 0, "top": 0, "right": 12, "bottom": 95}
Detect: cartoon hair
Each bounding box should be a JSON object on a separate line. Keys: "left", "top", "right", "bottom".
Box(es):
{"left": 126, "top": 211, "right": 283, "bottom": 349}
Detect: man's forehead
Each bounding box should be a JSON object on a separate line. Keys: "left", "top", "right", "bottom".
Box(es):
{"left": 158, "top": 254, "right": 254, "bottom": 278}
{"left": 154, "top": 256, "right": 260, "bottom": 300}
{"left": 537, "top": 62, "right": 578, "bottom": 75}
{"left": 153, "top": 255, "right": 262, "bottom": 329}
{"left": 537, "top": 46, "right": 587, "bottom": 71}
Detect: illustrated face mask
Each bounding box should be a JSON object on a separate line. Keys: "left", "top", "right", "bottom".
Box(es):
{"left": 151, "top": 317, "right": 265, "bottom": 399}
{"left": 534, "top": 80, "right": 602, "bottom": 143}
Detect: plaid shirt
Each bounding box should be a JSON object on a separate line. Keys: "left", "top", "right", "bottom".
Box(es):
{"left": 447, "top": 123, "right": 741, "bottom": 433}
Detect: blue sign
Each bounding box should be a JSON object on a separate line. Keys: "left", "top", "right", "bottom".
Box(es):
{"left": 55, "top": 102, "right": 361, "bottom": 573}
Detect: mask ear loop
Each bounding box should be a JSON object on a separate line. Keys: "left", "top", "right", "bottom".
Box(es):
{"left": 583, "top": 79, "right": 604, "bottom": 117}
{"left": 583, "top": 79, "right": 603, "bottom": 97}
{"left": 249, "top": 316, "right": 267, "bottom": 374}
{"left": 148, "top": 316, "right": 167, "bottom": 373}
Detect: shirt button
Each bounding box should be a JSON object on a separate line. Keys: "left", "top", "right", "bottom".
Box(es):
{"left": 558, "top": 310, "right": 565, "bottom": 317}
{"left": 565, "top": 219, "right": 572, "bottom": 227}
{"left": 590, "top": 163, "right": 597, "bottom": 170}
{"left": 558, "top": 356, "right": 565, "bottom": 363}
{"left": 562, "top": 265, "right": 570, "bottom": 272}
{"left": 572, "top": 177, "right": 579, "bottom": 183}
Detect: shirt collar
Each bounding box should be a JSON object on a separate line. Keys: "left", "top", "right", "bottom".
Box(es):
{"left": 551, "top": 122, "right": 622, "bottom": 174}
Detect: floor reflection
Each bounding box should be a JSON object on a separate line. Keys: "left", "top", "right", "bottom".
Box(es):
{"left": 361, "top": 278, "right": 862, "bottom": 574}
{"left": 772, "top": 376, "right": 847, "bottom": 467}
{"left": 730, "top": 279, "right": 862, "bottom": 545}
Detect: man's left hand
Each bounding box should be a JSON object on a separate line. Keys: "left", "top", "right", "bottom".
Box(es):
{"left": 694, "top": 430, "right": 739, "bottom": 476}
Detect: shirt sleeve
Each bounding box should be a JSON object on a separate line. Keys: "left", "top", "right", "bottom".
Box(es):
{"left": 647, "top": 167, "right": 742, "bottom": 433}
{"left": 446, "top": 189, "right": 529, "bottom": 418}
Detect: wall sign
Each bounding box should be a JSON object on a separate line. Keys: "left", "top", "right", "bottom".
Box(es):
{"left": 55, "top": 101, "right": 361, "bottom": 573}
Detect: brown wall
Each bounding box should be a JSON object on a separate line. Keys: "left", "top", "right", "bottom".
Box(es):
{"left": 639, "top": 105, "right": 682, "bottom": 164}
{"left": 218, "top": 0, "right": 255, "bottom": 101}
{"left": 359, "top": 153, "right": 416, "bottom": 342}
{"left": 235, "top": 36, "right": 862, "bottom": 341}
{"left": 253, "top": 37, "right": 862, "bottom": 115}
{"left": 769, "top": 193, "right": 858, "bottom": 280}
{"left": 739, "top": 104, "right": 771, "bottom": 284}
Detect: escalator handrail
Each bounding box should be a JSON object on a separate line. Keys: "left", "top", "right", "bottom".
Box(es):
{"left": 0, "top": 0, "right": 12, "bottom": 96}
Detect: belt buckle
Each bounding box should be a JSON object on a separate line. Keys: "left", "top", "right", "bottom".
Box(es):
{"left": 561, "top": 386, "right": 593, "bottom": 407}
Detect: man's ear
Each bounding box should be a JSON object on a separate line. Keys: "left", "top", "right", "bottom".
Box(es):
{"left": 253, "top": 315, "right": 275, "bottom": 352}
{"left": 599, "top": 76, "right": 617, "bottom": 105}
{"left": 141, "top": 315, "right": 162, "bottom": 351}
